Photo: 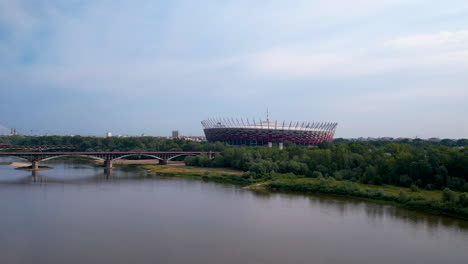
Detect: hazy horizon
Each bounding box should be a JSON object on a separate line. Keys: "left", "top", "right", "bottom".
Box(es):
{"left": 1, "top": 1, "right": 467, "bottom": 138}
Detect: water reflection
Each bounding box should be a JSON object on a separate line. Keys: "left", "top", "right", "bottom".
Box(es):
{"left": 248, "top": 188, "right": 468, "bottom": 233}
{"left": 0, "top": 157, "right": 149, "bottom": 183}
{"left": 0, "top": 157, "right": 468, "bottom": 264}
{"left": 2, "top": 156, "right": 467, "bottom": 233}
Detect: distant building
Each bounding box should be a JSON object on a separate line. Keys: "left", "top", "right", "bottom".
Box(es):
{"left": 9, "top": 128, "right": 17, "bottom": 136}
{"left": 106, "top": 132, "right": 112, "bottom": 138}
{"left": 181, "top": 136, "right": 206, "bottom": 142}
{"left": 172, "top": 130, "right": 179, "bottom": 139}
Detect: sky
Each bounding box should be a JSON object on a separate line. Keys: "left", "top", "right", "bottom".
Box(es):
{"left": 0, "top": 0, "right": 467, "bottom": 138}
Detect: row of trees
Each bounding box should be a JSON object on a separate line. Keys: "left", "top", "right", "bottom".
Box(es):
{"left": 185, "top": 142, "right": 468, "bottom": 192}
{"left": 0, "top": 135, "right": 227, "bottom": 152}
{"left": 334, "top": 138, "right": 468, "bottom": 147}
{"left": 2, "top": 136, "right": 467, "bottom": 192}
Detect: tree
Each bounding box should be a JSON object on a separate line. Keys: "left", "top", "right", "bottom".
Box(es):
{"left": 311, "top": 171, "right": 323, "bottom": 179}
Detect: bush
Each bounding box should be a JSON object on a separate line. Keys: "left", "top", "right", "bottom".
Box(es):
{"left": 311, "top": 171, "right": 323, "bottom": 178}
{"left": 442, "top": 188, "right": 458, "bottom": 202}
{"left": 398, "top": 190, "right": 410, "bottom": 203}
{"left": 410, "top": 184, "right": 420, "bottom": 192}
{"left": 378, "top": 189, "right": 386, "bottom": 197}
{"left": 184, "top": 156, "right": 198, "bottom": 166}
{"left": 459, "top": 193, "right": 468, "bottom": 207}
{"left": 271, "top": 172, "right": 301, "bottom": 180}
{"left": 424, "top": 184, "right": 435, "bottom": 190}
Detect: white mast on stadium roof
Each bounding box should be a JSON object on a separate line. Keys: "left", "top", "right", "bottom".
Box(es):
{"left": 267, "top": 107, "right": 270, "bottom": 129}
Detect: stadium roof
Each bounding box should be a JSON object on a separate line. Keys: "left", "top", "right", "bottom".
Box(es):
{"left": 201, "top": 118, "right": 337, "bottom": 132}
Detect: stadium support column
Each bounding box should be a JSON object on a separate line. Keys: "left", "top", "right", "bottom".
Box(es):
{"left": 278, "top": 142, "right": 284, "bottom": 150}
{"left": 268, "top": 142, "right": 272, "bottom": 148}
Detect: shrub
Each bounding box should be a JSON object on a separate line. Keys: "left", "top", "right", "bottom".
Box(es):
{"left": 398, "top": 190, "right": 410, "bottom": 203}
{"left": 442, "top": 188, "right": 458, "bottom": 202}
{"left": 459, "top": 193, "right": 468, "bottom": 207}
{"left": 311, "top": 171, "right": 323, "bottom": 179}
{"left": 377, "top": 189, "right": 385, "bottom": 197}
{"left": 410, "top": 184, "right": 420, "bottom": 192}
{"left": 424, "top": 184, "right": 435, "bottom": 190}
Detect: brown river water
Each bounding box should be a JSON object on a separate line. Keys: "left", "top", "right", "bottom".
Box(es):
{"left": 0, "top": 157, "right": 467, "bottom": 264}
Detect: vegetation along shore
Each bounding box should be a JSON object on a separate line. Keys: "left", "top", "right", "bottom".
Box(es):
{"left": 2, "top": 135, "right": 468, "bottom": 218}
{"left": 182, "top": 140, "right": 468, "bottom": 218}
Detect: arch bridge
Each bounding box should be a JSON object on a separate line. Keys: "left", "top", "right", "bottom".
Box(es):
{"left": 0, "top": 151, "right": 216, "bottom": 170}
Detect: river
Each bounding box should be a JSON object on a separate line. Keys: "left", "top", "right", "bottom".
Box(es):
{"left": 0, "top": 157, "right": 467, "bottom": 264}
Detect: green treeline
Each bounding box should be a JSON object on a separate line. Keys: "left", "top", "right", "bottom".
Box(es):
{"left": 0, "top": 135, "right": 227, "bottom": 152}
{"left": 184, "top": 141, "right": 468, "bottom": 217}
{"left": 185, "top": 141, "right": 468, "bottom": 192}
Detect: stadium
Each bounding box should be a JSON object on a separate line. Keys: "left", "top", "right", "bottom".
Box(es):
{"left": 201, "top": 117, "right": 338, "bottom": 147}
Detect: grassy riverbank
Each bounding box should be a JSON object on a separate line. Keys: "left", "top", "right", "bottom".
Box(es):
{"left": 141, "top": 164, "right": 250, "bottom": 185}
{"left": 139, "top": 164, "right": 468, "bottom": 219}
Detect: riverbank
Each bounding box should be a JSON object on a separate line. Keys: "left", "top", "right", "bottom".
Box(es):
{"left": 3, "top": 162, "right": 52, "bottom": 171}
{"left": 138, "top": 164, "right": 468, "bottom": 219}
{"left": 141, "top": 163, "right": 249, "bottom": 185}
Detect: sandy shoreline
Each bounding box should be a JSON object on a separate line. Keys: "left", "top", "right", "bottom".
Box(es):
{"left": 8, "top": 162, "right": 31, "bottom": 167}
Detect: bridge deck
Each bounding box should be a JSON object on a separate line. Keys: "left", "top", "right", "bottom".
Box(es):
{"left": 0, "top": 151, "right": 216, "bottom": 162}
{"left": 0, "top": 151, "right": 212, "bottom": 155}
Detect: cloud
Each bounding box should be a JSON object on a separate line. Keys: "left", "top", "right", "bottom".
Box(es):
{"left": 1, "top": 1, "right": 466, "bottom": 89}
{"left": 0, "top": 0, "right": 37, "bottom": 30}
{"left": 247, "top": 48, "right": 468, "bottom": 78}
{"left": 246, "top": 29, "right": 468, "bottom": 78}
{"left": 0, "top": 0, "right": 468, "bottom": 137}
{"left": 385, "top": 30, "right": 468, "bottom": 49}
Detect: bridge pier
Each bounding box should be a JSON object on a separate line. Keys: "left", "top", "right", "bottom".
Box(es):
{"left": 208, "top": 151, "right": 214, "bottom": 160}
{"left": 104, "top": 168, "right": 112, "bottom": 178}
{"left": 32, "top": 161, "right": 39, "bottom": 170}
{"left": 104, "top": 159, "right": 113, "bottom": 170}
{"left": 32, "top": 169, "right": 38, "bottom": 178}
{"left": 159, "top": 159, "right": 168, "bottom": 165}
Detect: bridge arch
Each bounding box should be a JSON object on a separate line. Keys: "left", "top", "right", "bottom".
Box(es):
{"left": 41, "top": 155, "right": 105, "bottom": 162}
{"left": 112, "top": 154, "right": 163, "bottom": 161}
{"left": 167, "top": 153, "right": 199, "bottom": 161}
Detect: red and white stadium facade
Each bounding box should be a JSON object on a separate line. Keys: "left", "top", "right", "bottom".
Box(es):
{"left": 201, "top": 118, "right": 338, "bottom": 146}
